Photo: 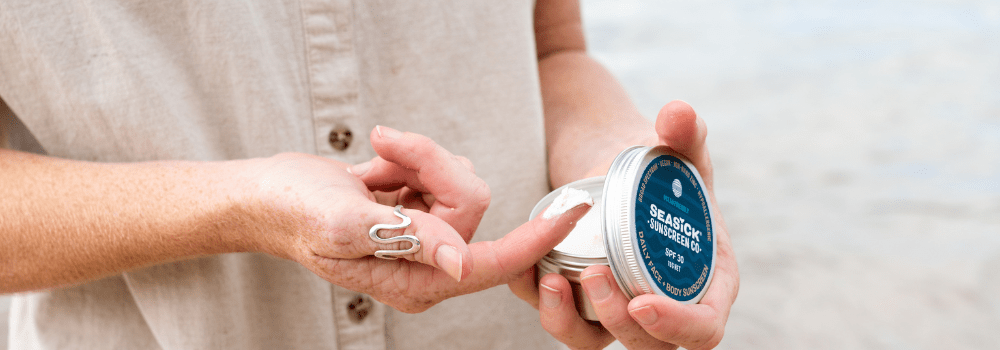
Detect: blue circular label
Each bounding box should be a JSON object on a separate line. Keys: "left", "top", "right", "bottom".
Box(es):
{"left": 633, "top": 155, "right": 714, "bottom": 302}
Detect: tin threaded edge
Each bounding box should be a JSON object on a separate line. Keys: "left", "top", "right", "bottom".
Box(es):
{"left": 603, "top": 146, "right": 654, "bottom": 299}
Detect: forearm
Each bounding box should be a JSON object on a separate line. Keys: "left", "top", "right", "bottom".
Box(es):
{"left": 539, "top": 51, "right": 657, "bottom": 188}
{"left": 0, "top": 149, "right": 257, "bottom": 293}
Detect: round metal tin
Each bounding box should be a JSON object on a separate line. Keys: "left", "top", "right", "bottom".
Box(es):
{"left": 532, "top": 145, "right": 717, "bottom": 320}
{"left": 530, "top": 176, "right": 606, "bottom": 320}
{"left": 604, "top": 146, "right": 716, "bottom": 304}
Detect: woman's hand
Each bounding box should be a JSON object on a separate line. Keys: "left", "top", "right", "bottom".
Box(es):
{"left": 243, "top": 126, "right": 592, "bottom": 313}
{"left": 509, "top": 101, "right": 740, "bottom": 349}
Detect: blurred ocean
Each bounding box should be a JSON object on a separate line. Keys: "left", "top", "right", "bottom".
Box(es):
{"left": 4, "top": 1, "right": 999, "bottom": 349}
{"left": 581, "top": 0, "right": 1000, "bottom": 349}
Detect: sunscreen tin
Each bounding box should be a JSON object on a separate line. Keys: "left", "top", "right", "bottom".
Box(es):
{"left": 531, "top": 146, "right": 717, "bottom": 320}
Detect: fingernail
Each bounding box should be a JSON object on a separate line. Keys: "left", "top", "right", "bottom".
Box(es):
{"left": 581, "top": 273, "right": 612, "bottom": 301}
{"left": 376, "top": 125, "right": 402, "bottom": 139}
{"left": 629, "top": 305, "right": 658, "bottom": 325}
{"left": 349, "top": 161, "right": 372, "bottom": 176}
{"left": 435, "top": 245, "right": 463, "bottom": 282}
{"left": 539, "top": 283, "right": 562, "bottom": 309}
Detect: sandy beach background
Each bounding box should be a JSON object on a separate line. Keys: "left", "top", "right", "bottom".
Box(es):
{"left": 582, "top": 0, "right": 1000, "bottom": 349}
{"left": 4, "top": 1, "right": 999, "bottom": 349}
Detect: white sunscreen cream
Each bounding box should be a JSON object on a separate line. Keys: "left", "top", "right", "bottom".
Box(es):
{"left": 542, "top": 187, "right": 594, "bottom": 219}
{"left": 543, "top": 187, "right": 603, "bottom": 257}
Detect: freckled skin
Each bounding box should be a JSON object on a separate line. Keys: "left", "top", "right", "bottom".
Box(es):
{"left": 1, "top": 133, "right": 589, "bottom": 315}
{"left": 0, "top": 150, "right": 251, "bottom": 291}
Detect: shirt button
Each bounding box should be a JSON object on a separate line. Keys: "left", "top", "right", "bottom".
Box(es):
{"left": 347, "top": 294, "right": 373, "bottom": 322}
{"left": 328, "top": 125, "right": 353, "bottom": 151}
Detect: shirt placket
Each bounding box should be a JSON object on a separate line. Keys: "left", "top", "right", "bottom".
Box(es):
{"left": 301, "top": 0, "right": 370, "bottom": 160}
{"left": 299, "top": 0, "right": 386, "bottom": 349}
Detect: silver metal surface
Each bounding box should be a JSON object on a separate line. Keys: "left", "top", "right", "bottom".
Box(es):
{"left": 605, "top": 145, "right": 717, "bottom": 303}
{"left": 531, "top": 145, "right": 718, "bottom": 320}
{"left": 369, "top": 205, "right": 420, "bottom": 260}
{"left": 531, "top": 177, "right": 608, "bottom": 321}
{"left": 604, "top": 145, "right": 654, "bottom": 299}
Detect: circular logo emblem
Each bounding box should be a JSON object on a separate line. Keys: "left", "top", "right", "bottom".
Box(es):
{"left": 672, "top": 179, "right": 683, "bottom": 198}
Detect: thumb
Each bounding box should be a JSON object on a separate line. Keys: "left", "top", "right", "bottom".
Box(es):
{"left": 655, "top": 100, "right": 714, "bottom": 188}
{"left": 655, "top": 100, "right": 706, "bottom": 157}
{"left": 627, "top": 295, "right": 725, "bottom": 350}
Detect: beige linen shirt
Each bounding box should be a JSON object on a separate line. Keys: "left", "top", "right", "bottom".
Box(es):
{"left": 0, "top": 0, "right": 555, "bottom": 349}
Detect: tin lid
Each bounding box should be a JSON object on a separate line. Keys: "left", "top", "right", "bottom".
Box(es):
{"left": 602, "top": 146, "right": 717, "bottom": 303}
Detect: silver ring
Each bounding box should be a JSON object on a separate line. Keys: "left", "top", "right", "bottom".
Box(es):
{"left": 369, "top": 205, "right": 420, "bottom": 260}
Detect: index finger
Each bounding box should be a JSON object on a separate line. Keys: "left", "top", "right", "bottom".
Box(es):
{"left": 442, "top": 200, "right": 593, "bottom": 296}
{"left": 359, "top": 126, "right": 491, "bottom": 240}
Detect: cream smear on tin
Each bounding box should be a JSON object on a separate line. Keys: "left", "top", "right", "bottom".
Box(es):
{"left": 542, "top": 187, "right": 594, "bottom": 219}
{"left": 543, "top": 187, "right": 605, "bottom": 258}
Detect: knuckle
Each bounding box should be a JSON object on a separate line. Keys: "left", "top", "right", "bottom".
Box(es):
{"left": 540, "top": 317, "right": 572, "bottom": 339}
{"left": 330, "top": 230, "right": 362, "bottom": 255}
{"left": 395, "top": 291, "right": 440, "bottom": 314}
{"left": 686, "top": 327, "right": 724, "bottom": 350}
{"left": 660, "top": 323, "right": 688, "bottom": 344}
{"left": 454, "top": 155, "right": 475, "bottom": 173}
{"left": 468, "top": 179, "right": 491, "bottom": 209}
{"left": 599, "top": 311, "right": 634, "bottom": 331}
{"left": 406, "top": 135, "right": 439, "bottom": 158}
{"left": 667, "top": 313, "right": 725, "bottom": 350}
{"left": 705, "top": 328, "right": 725, "bottom": 349}
{"left": 373, "top": 274, "right": 439, "bottom": 314}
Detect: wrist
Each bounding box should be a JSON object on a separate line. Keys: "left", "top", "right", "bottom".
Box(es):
{"left": 220, "top": 154, "right": 308, "bottom": 260}
{"left": 198, "top": 157, "right": 273, "bottom": 256}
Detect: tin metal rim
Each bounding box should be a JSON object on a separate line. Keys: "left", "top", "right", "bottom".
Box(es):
{"left": 603, "top": 145, "right": 718, "bottom": 304}
{"left": 531, "top": 145, "right": 717, "bottom": 305}
{"left": 603, "top": 145, "right": 652, "bottom": 298}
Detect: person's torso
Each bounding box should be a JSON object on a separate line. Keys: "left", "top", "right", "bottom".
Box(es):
{"left": 0, "top": 0, "right": 553, "bottom": 348}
